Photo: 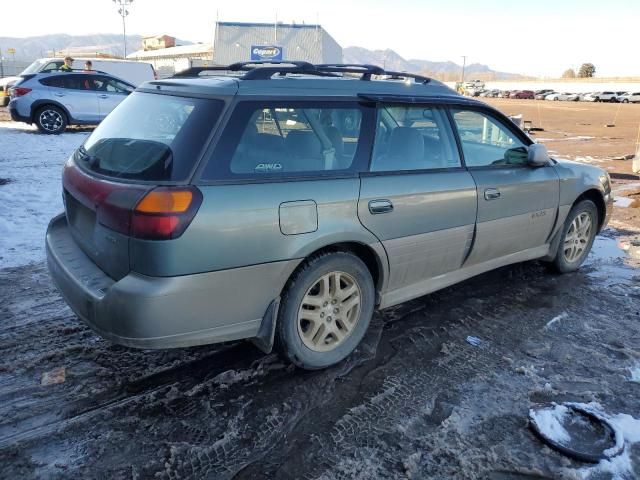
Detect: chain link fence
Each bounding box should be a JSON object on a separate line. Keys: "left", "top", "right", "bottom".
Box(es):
{"left": 0, "top": 61, "right": 31, "bottom": 78}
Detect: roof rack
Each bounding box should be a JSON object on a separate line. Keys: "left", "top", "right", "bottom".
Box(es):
{"left": 171, "top": 62, "right": 432, "bottom": 83}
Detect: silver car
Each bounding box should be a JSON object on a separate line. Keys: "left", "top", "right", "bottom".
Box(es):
{"left": 46, "top": 62, "right": 613, "bottom": 370}
{"left": 8, "top": 71, "right": 134, "bottom": 133}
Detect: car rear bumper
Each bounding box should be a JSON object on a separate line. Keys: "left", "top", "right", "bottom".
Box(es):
{"left": 9, "top": 104, "right": 30, "bottom": 123}
{"left": 46, "top": 214, "right": 300, "bottom": 349}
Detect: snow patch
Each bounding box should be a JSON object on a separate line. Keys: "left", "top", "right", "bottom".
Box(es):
{"left": 545, "top": 312, "right": 568, "bottom": 330}
{"left": 614, "top": 197, "right": 634, "bottom": 208}
{"left": 0, "top": 122, "right": 89, "bottom": 269}
{"left": 530, "top": 404, "right": 571, "bottom": 444}
{"left": 628, "top": 364, "right": 640, "bottom": 382}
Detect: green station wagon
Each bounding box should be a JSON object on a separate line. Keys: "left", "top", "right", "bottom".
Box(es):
{"left": 46, "top": 62, "right": 613, "bottom": 369}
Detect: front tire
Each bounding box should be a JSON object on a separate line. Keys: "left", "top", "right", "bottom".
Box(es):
{"left": 276, "top": 251, "right": 375, "bottom": 370}
{"left": 35, "top": 105, "right": 67, "bottom": 134}
{"left": 549, "top": 200, "right": 598, "bottom": 273}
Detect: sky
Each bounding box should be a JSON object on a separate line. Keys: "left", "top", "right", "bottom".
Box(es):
{"left": 2, "top": 0, "right": 639, "bottom": 77}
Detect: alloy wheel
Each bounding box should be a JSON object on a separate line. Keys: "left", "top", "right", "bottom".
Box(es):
{"left": 39, "top": 109, "right": 63, "bottom": 133}
{"left": 297, "top": 271, "right": 362, "bottom": 352}
{"left": 563, "top": 212, "right": 593, "bottom": 263}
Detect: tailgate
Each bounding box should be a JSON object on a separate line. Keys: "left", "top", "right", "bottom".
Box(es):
{"left": 62, "top": 159, "right": 149, "bottom": 280}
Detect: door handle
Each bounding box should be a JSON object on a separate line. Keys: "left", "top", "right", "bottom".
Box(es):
{"left": 53, "top": 93, "right": 65, "bottom": 97}
{"left": 369, "top": 199, "right": 394, "bottom": 214}
{"left": 484, "top": 188, "right": 501, "bottom": 201}
{"left": 98, "top": 94, "right": 109, "bottom": 99}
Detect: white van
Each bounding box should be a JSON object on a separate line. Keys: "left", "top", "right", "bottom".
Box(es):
{"left": 19, "top": 58, "right": 156, "bottom": 86}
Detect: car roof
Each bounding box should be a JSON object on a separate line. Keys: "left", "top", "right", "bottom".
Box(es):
{"left": 25, "top": 70, "right": 135, "bottom": 87}
{"left": 137, "top": 62, "right": 463, "bottom": 101}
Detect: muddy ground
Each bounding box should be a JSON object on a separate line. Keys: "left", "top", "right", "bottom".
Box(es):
{"left": 1, "top": 100, "right": 640, "bottom": 479}
{"left": 1, "top": 233, "right": 639, "bottom": 480}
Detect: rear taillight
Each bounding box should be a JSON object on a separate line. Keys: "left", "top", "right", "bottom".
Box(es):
{"left": 131, "top": 187, "right": 202, "bottom": 240}
{"left": 12, "top": 87, "right": 32, "bottom": 97}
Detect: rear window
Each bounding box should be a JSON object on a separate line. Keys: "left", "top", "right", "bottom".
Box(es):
{"left": 76, "top": 92, "right": 223, "bottom": 181}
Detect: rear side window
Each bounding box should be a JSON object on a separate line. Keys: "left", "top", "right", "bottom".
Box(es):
{"left": 202, "top": 101, "right": 373, "bottom": 179}
{"left": 39, "top": 76, "right": 65, "bottom": 88}
{"left": 76, "top": 92, "right": 223, "bottom": 181}
{"left": 371, "top": 105, "right": 461, "bottom": 171}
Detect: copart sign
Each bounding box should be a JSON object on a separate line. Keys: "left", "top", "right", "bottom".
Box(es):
{"left": 251, "top": 46, "right": 283, "bottom": 61}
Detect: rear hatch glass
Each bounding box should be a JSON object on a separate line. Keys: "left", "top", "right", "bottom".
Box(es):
{"left": 77, "top": 92, "right": 224, "bottom": 182}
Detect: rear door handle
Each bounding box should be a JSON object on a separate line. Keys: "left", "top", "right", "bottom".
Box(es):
{"left": 369, "top": 199, "right": 394, "bottom": 214}
{"left": 98, "top": 94, "right": 109, "bottom": 99}
{"left": 484, "top": 188, "right": 501, "bottom": 201}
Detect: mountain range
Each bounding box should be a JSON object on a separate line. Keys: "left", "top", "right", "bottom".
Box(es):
{"left": 0, "top": 34, "right": 524, "bottom": 81}
{"left": 344, "top": 47, "right": 525, "bottom": 81}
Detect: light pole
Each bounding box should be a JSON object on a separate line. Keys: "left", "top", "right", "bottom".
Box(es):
{"left": 113, "top": 0, "right": 133, "bottom": 58}
{"left": 461, "top": 55, "right": 467, "bottom": 83}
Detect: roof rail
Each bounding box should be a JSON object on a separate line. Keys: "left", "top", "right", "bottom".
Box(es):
{"left": 170, "top": 62, "right": 433, "bottom": 84}
{"left": 382, "top": 71, "right": 432, "bottom": 84}
{"left": 316, "top": 63, "right": 385, "bottom": 80}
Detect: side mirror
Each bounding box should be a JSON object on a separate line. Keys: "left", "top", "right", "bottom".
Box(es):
{"left": 527, "top": 143, "right": 550, "bottom": 167}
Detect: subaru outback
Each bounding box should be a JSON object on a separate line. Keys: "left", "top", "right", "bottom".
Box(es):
{"left": 46, "top": 62, "right": 613, "bottom": 370}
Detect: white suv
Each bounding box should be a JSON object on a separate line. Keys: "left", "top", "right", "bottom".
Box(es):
{"left": 617, "top": 92, "right": 640, "bottom": 103}
{"left": 583, "top": 92, "right": 618, "bottom": 102}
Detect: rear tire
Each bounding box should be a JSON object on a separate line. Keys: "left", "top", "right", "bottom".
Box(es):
{"left": 275, "top": 251, "right": 375, "bottom": 370}
{"left": 35, "top": 105, "right": 67, "bottom": 134}
{"left": 549, "top": 200, "right": 598, "bottom": 273}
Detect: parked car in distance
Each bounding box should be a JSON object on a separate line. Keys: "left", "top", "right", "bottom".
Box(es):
{"left": 535, "top": 91, "right": 553, "bottom": 100}
{"left": 545, "top": 92, "right": 578, "bottom": 101}
{"left": 617, "top": 92, "right": 640, "bottom": 103}
{"left": 45, "top": 62, "right": 613, "bottom": 370}
{"left": 19, "top": 58, "right": 156, "bottom": 86}
{"left": 534, "top": 89, "right": 554, "bottom": 97}
{"left": 498, "top": 90, "right": 512, "bottom": 98}
{"left": 583, "top": 91, "right": 618, "bottom": 102}
{"left": 9, "top": 71, "right": 135, "bottom": 133}
{"left": 510, "top": 90, "right": 534, "bottom": 99}
{"left": 0, "top": 75, "right": 21, "bottom": 107}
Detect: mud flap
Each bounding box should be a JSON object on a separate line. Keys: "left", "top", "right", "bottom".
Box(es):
{"left": 250, "top": 297, "right": 280, "bottom": 354}
{"left": 541, "top": 227, "right": 562, "bottom": 261}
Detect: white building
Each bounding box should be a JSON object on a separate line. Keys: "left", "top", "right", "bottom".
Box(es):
{"left": 127, "top": 21, "right": 342, "bottom": 77}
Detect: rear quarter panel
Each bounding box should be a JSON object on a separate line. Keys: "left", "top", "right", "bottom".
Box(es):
{"left": 129, "top": 178, "right": 382, "bottom": 277}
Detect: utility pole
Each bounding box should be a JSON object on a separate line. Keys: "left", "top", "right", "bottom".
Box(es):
{"left": 460, "top": 55, "right": 467, "bottom": 83}
{"left": 112, "top": 0, "right": 133, "bottom": 58}
{"left": 0, "top": 48, "right": 4, "bottom": 78}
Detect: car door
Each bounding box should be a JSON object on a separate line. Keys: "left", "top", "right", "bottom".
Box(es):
{"left": 57, "top": 74, "right": 101, "bottom": 123}
{"left": 358, "top": 103, "right": 477, "bottom": 304}
{"left": 94, "top": 76, "right": 133, "bottom": 119}
{"left": 450, "top": 108, "right": 559, "bottom": 266}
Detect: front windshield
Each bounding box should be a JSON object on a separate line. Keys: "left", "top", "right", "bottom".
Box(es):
{"left": 20, "top": 59, "right": 50, "bottom": 75}
{"left": 77, "top": 92, "right": 224, "bottom": 182}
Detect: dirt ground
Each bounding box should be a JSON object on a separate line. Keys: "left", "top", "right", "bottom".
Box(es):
{"left": 1, "top": 101, "right": 640, "bottom": 479}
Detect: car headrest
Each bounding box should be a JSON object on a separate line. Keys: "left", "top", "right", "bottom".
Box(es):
{"left": 285, "top": 130, "right": 322, "bottom": 158}
{"left": 388, "top": 127, "right": 424, "bottom": 162}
